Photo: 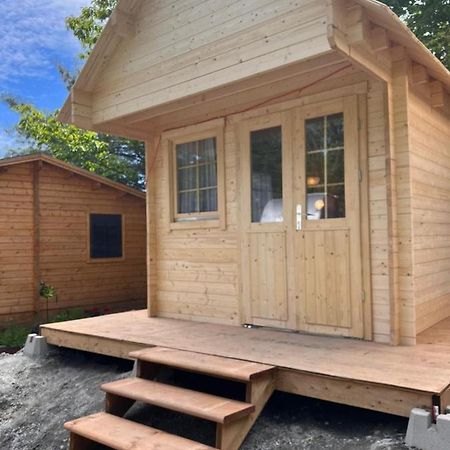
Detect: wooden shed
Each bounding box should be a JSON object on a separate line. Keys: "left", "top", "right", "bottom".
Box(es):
{"left": 59, "top": 0, "right": 450, "bottom": 347}
{"left": 0, "top": 154, "right": 146, "bottom": 327}
{"left": 46, "top": 1, "right": 450, "bottom": 446}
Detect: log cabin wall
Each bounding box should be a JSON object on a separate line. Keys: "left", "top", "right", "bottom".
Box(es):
{"left": 90, "top": 0, "right": 331, "bottom": 125}
{"left": 38, "top": 162, "right": 147, "bottom": 315}
{"left": 408, "top": 90, "right": 450, "bottom": 334}
{"left": 148, "top": 70, "right": 393, "bottom": 342}
{"left": 0, "top": 162, "right": 35, "bottom": 326}
{"left": 0, "top": 159, "right": 147, "bottom": 327}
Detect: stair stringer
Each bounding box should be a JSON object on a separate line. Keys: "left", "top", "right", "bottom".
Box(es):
{"left": 216, "top": 371, "right": 275, "bottom": 450}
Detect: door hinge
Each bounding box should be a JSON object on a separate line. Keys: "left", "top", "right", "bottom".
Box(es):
{"left": 358, "top": 169, "right": 363, "bottom": 183}
{"left": 358, "top": 118, "right": 362, "bottom": 130}
{"left": 361, "top": 290, "right": 366, "bottom": 302}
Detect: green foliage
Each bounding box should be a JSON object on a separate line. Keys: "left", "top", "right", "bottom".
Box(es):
{"left": 0, "top": 326, "right": 29, "bottom": 348}
{"left": 51, "top": 308, "right": 85, "bottom": 323}
{"left": 382, "top": 0, "right": 450, "bottom": 69}
{"left": 4, "top": 97, "right": 145, "bottom": 189}
{"left": 66, "top": 0, "right": 117, "bottom": 59}
{"left": 39, "top": 282, "right": 56, "bottom": 300}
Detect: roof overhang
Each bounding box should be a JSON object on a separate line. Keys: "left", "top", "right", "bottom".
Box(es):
{"left": 59, "top": 0, "right": 450, "bottom": 139}
{"left": 0, "top": 154, "right": 146, "bottom": 199}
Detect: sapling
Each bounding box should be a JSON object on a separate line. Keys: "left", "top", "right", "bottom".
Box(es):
{"left": 40, "top": 282, "right": 56, "bottom": 323}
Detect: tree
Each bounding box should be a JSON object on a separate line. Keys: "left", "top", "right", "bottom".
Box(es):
{"left": 66, "top": 0, "right": 117, "bottom": 60}
{"left": 4, "top": 98, "right": 144, "bottom": 189}
{"left": 3, "top": 0, "right": 145, "bottom": 190}
{"left": 382, "top": 0, "right": 449, "bottom": 69}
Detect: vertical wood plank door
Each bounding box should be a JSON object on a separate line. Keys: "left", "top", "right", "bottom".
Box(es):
{"left": 239, "top": 96, "right": 367, "bottom": 338}
{"left": 290, "top": 96, "right": 364, "bottom": 337}
{"left": 239, "top": 112, "right": 296, "bottom": 329}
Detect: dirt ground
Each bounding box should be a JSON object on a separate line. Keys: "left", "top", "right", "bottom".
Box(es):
{"left": 0, "top": 348, "right": 410, "bottom": 450}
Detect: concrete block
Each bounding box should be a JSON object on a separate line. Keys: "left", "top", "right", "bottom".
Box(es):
{"left": 23, "top": 334, "right": 49, "bottom": 358}
{"left": 406, "top": 408, "right": 450, "bottom": 450}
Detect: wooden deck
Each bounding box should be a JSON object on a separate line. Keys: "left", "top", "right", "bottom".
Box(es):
{"left": 41, "top": 310, "right": 450, "bottom": 418}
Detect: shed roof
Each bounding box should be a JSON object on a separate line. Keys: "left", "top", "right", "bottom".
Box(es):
{"left": 59, "top": 0, "right": 450, "bottom": 127}
{"left": 0, "top": 153, "right": 146, "bottom": 199}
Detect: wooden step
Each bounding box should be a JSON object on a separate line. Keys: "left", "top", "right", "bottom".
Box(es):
{"left": 129, "top": 347, "right": 275, "bottom": 382}
{"left": 65, "top": 412, "right": 214, "bottom": 450}
{"left": 101, "top": 377, "right": 255, "bottom": 424}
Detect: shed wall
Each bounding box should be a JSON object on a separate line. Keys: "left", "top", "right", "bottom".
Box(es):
{"left": 408, "top": 90, "right": 450, "bottom": 333}
{"left": 149, "top": 72, "right": 392, "bottom": 341}
{"left": 0, "top": 163, "right": 35, "bottom": 326}
{"left": 0, "top": 161, "right": 147, "bottom": 327}
{"left": 91, "top": 0, "right": 331, "bottom": 123}
{"left": 38, "top": 163, "right": 147, "bottom": 314}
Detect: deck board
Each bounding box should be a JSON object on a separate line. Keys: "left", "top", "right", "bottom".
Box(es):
{"left": 41, "top": 310, "right": 450, "bottom": 396}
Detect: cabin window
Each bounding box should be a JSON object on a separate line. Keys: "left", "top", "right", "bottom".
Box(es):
{"left": 250, "top": 126, "right": 283, "bottom": 223}
{"left": 89, "top": 214, "right": 123, "bottom": 259}
{"left": 305, "top": 113, "right": 345, "bottom": 220}
{"left": 174, "top": 137, "right": 218, "bottom": 220}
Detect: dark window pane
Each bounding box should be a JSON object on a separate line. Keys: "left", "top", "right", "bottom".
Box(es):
{"left": 327, "top": 113, "right": 344, "bottom": 148}
{"left": 306, "top": 117, "right": 325, "bottom": 151}
{"left": 176, "top": 141, "right": 198, "bottom": 167}
{"left": 327, "top": 184, "right": 345, "bottom": 218}
{"left": 178, "top": 167, "right": 197, "bottom": 191}
{"left": 198, "top": 138, "right": 217, "bottom": 163}
{"left": 327, "top": 150, "right": 344, "bottom": 185}
{"left": 200, "top": 188, "right": 217, "bottom": 212}
{"left": 251, "top": 126, "right": 283, "bottom": 223}
{"left": 90, "top": 214, "right": 122, "bottom": 259}
{"left": 199, "top": 163, "right": 217, "bottom": 189}
{"left": 178, "top": 191, "right": 197, "bottom": 214}
{"left": 306, "top": 152, "right": 324, "bottom": 189}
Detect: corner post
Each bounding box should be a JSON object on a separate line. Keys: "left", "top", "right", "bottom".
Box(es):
{"left": 32, "top": 160, "right": 42, "bottom": 321}
{"left": 385, "top": 47, "right": 415, "bottom": 345}
{"left": 146, "top": 138, "right": 159, "bottom": 317}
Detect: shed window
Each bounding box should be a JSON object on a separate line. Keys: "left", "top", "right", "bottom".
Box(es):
{"left": 175, "top": 137, "right": 218, "bottom": 219}
{"left": 90, "top": 214, "right": 123, "bottom": 259}
{"left": 250, "top": 126, "right": 283, "bottom": 223}
{"left": 306, "top": 113, "right": 345, "bottom": 220}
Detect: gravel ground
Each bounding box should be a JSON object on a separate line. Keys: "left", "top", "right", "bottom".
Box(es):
{"left": 0, "top": 348, "right": 411, "bottom": 450}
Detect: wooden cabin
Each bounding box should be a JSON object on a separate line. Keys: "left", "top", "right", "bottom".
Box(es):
{"left": 0, "top": 154, "right": 146, "bottom": 327}
{"left": 58, "top": 0, "right": 450, "bottom": 347}
{"left": 46, "top": 1, "right": 450, "bottom": 447}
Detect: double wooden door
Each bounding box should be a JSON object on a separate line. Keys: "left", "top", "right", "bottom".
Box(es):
{"left": 240, "top": 96, "right": 365, "bottom": 338}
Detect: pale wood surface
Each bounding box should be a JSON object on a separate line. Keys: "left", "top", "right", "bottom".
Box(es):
{"left": 408, "top": 89, "right": 450, "bottom": 334}
{"left": 65, "top": 412, "right": 215, "bottom": 450}
{"left": 129, "top": 347, "right": 275, "bottom": 381}
{"left": 42, "top": 310, "right": 450, "bottom": 394}
{"left": 101, "top": 378, "right": 254, "bottom": 424}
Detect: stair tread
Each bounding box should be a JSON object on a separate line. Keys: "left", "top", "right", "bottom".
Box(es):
{"left": 129, "top": 347, "right": 275, "bottom": 381}
{"left": 102, "top": 377, "right": 254, "bottom": 424}
{"left": 65, "top": 412, "right": 214, "bottom": 450}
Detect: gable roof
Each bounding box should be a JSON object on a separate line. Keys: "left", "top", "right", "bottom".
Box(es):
{"left": 59, "top": 0, "right": 450, "bottom": 128}
{"left": 0, "top": 153, "right": 146, "bottom": 199}
{"left": 352, "top": 0, "right": 450, "bottom": 86}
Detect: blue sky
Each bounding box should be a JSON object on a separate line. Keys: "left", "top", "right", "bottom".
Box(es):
{"left": 0, "top": 0, "right": 90, "bottom": 157}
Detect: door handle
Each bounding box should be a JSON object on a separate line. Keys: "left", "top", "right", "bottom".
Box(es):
{"left": 296, "top": 204, "right": 303, "bottom": 231}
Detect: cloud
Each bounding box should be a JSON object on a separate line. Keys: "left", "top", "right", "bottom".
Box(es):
{"left": 0, "top": 0, "right": 89, "bottom": 86}
{"left": 0, "top": 130, "right": 20, "bottom": 157}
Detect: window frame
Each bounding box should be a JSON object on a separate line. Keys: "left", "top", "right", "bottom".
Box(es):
{"left": 87, "top": 212, "right": 125, "bottom": 263}
{"left": 166, "top": 124, "right": 226, "bottom": 230}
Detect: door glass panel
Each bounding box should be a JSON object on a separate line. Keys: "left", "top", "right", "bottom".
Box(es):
{"left": 250, "top": 126, "right": 283, "bottom": 223}
{"left": 305, "top": 113, "right": 345, "bottom": 220}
